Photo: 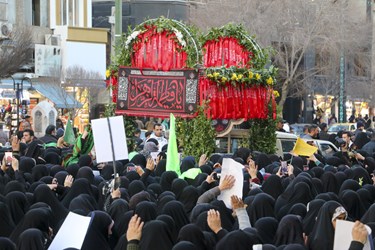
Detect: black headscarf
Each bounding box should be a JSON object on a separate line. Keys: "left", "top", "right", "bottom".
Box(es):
{"left": 81, "top": 211, "right": 112, "bottom": 250}
{"left": 128, "top": 191, "right": 151, "bottom": 210}
{"left": 303, "top": 199, "right": 326, "bottom": 236}
{"left": 33, "top": 184, "right": 69, "bottom": 232}
{"left": 160, "top": 171, "right": 179, "bottom": 192}
{"left": 161, "top": 200, "right": 189, "bottom": 232}
{"left": 76, "top": 166, "right": 95, "bottom": 185}
{"left": 43, "top": 152, "right": 62, "bottom": 165}
{"left": 9, "top": 207, "right": 52, "bottom": 243}
{"left": 357, "top": 188, "right": 373, "bottom": 210}
{"left": 128, "top": 180, "right": 146, "bottom": 197}
{"left": 69, "top": 194, "right": 99, "bottom": 215}
{"left": 31, "top": 164, "right": 49, "bottom": 182}
{"left": 352, "top": 166, "right": 372, "bottom": 185}
{"left": 0, "top": 202, "right": 15, "bottom": 237}
{"left": 4, "top": 180, "right": 26, "bottom": 195}
{"left": 339, "top": 189, "right": 365, "bottom": 221}
{"left": 274, "top": 214, "right": 305, "bottom": 246}
{"left": 54, "top": 171, "right": 69, "bottom": 187}
{"left": 179, "top": 186, "right": 199, "bottom": 216}
{"left": 78, "top": 155, "right": 93, "bottom": 168}
{"left": 135, "top": 201, "right": 157, "bottom": 223}
{"left": 339, "top": 179, "right": 361, "bottom": 194}
{"left": 353, "top": 132, "right": 370, "bottom": 149}
{"left": 171, "top": 178, "right": 188, "bottom": 199}
{"left": 19, "top": 157, "right": 36, "bottom": 174}
{"left": 254, "top": 217, "right": 278, "bottom": 244}
{"left": 180, "top": 158, "right": 195, "bottom": 174}
{"left": 130, "top": 154, "right": 147, "bottom": 168}
{"left": 108, "top": 198, "right": 129, "bottom": 223}
{"left": 172, "top": 241, "right": 196, "bottom": 250}
{"left": 177, "top": 224, "right": 208, "bottom": 250}
{"left": 307, "top": 200, "right": 345, "bottom": 250}
{"left": 61, "top": 178, "right": 94, "bottom": 208}
{"left": 16, "top": 228, "right": 46, "bottom": 250}
{"left": 156, "top": 214, "right": 177, "bottom": 243}
{"left": 247, "top": 193, "right": 275, "bottom": 225}
{"left": 288, "top": 203, "right": 307, "bottom": 219}
{"left": 215, "top": 229, "right": 260, "bottom": 250}
{"left": 139, "top": 220, "right": 174, "bottom": 250}
{"left": 320, "top": 171, "right": 339, "bottom": 194}
{"left": 361, "top": 203, "right": 375, "bottom": 224}
{"left": 5, "top": 191, "right": 29, "bottom": 225}
{"left": 261, "top": 174, "right": 284, "bottom": 200}
{"left": 155, "top": 159, "right": 167, "bottom": 177}
{"left": 0, "top": 237, "right": 16, "bottom": 250}
{"left": 66, "top": 163, "right": 80, "bottom": 178}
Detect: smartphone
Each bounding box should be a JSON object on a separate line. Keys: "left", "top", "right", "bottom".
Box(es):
{"left": 127, "top": 166, "right": 136, "bottom": 172}
{"left": 281, "top": 161, "right": 288, "bottom": 174}
{"left": 5, "top": 152, "right": 12, "bottom": 166}
{"left": 113, "top": 176, "right": 121, "bottom": 190}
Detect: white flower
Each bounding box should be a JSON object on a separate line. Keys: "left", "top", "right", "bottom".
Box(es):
{"left": 130, "top": 31, "right": 140, "bottom": 39}
{"left": 172, "top": 28, "right": 186, "bottom": 47}
{"left": 124, "top": 30, "right": 143, "bottom": 50}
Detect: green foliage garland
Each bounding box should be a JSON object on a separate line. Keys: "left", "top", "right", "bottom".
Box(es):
{"left": 176, "top": 104, "right": 216, "bottom": 160}
{"left": 201, "top": 23, "right": 269, "bottom": 69}
{"left": 205, "top": 65, "right": 277, "bottom": 88}
{"left": 110, "top": 16, "right": 202, "bottom": 73}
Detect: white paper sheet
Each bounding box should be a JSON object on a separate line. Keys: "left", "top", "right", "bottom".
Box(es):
{"left": 334, "top": 220, "right": 373, "bottom": 250}
{"left": 48, "top": 212, "right": 92, "bottom": 250}
{"left": 91, "top": 116, "right": 129, "bottom": 163}
{"left": 217, "top": 158, "right": 244, "bottom": 209}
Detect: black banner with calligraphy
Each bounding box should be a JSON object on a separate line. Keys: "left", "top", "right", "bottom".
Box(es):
{"left": 115, "top": 67, "right": 199, "bottom": 118}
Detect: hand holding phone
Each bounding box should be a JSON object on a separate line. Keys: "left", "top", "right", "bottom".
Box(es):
{"left": 5, "top": 152, "right": 12, "bottom": 166}
{"left": 281, "top": 161, "right": 288, "bottom": 174}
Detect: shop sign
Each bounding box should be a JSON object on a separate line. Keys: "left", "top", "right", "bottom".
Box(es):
{"left": 1, "top": 90, "right": 16, "bottom": 99}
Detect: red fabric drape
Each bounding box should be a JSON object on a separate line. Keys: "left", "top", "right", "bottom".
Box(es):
{"left": 111, "top": 76, "right": 118, "bottom": 103}
{"left": 130, "top": 27, "right": 188, "bottom": 71}
{"left": 199, "top": 36, "right": 273, "bottom": 120}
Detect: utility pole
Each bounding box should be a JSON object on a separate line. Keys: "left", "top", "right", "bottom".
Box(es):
{"left": 338, "top": 0, "right": 346, "bottom": 123}
{"left": 115, "top": 0, "right": 122, "bottom": 51}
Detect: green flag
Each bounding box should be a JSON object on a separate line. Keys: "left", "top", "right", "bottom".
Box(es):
{"left": 180, "top": 168, "right": 202, "bottom": 180}
{"left": 166, "top": 113, "right": 180, "bottom": 176}
{"left": 64, "top": 120, "right": 76, "bottom": 145}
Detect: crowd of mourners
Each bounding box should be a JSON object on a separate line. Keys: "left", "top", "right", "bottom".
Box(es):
{"left": 1, "top": 120, "right": 375, "bottom": 250}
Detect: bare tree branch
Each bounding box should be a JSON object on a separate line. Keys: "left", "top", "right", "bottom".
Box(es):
{"left": 0, "top": 26, "right": 33, "bottom": 77}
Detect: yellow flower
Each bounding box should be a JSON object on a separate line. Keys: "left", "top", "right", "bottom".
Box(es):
{"left": 255, "top": 73, "right": 261, "bottom": 80}
{"left": 273, "top": 90, "right": 280, "bottom": 98}
{"left": 248, "top": 71, "right": 254, "bottom": 79}
{"left": 213, "top": 72, "right": 220, "bottom": 78}
{"left": 238, "top": 74, "right": 243, "bottom": 80}
{"left": 221, "top": 77, "right": 227, "bottom": 82}
{"left": 266, "top": 77, "right": 274, "bottom": 85}
{"left": 105, "top": 69, "right": 111, "bottom": 78}
{"left": 231, "top": 73, "right": 238, "bottom": 81}
{"left": 207, "top": 73, "right": 213, "bottom": 78}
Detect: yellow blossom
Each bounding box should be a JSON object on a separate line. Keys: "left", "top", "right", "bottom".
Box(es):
{"left": 248, "top": 71, "right": 254, "bottom": 79}
{"left": 231, "top": 73, "right": 238, "bottom": 81}
{"left": 238, "top": 74, "right": 243, "bottom": 80}
{"left": 105, "top": 69, "right": 111, "bottom": 78}
{"left": 221, "top": 77, "right": 227, "bottom": 82}
{"left": 266, "top": 77, "right": 274, "bottom": 85}
{"left": 273, "top": 90, "right": 280, "bottom": 98}
{"left": 213, "top": 72, "right": 220, "bottom": 78}
{"left": 255, "top": 73, "right": 261, "bottom": 80}
{"left": 207, "top": 74, "right": 213, "bottom": 78}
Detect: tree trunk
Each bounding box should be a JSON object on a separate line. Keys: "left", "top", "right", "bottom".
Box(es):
{"left": 277, "top": 79, "right": 290, "bottom": 109}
